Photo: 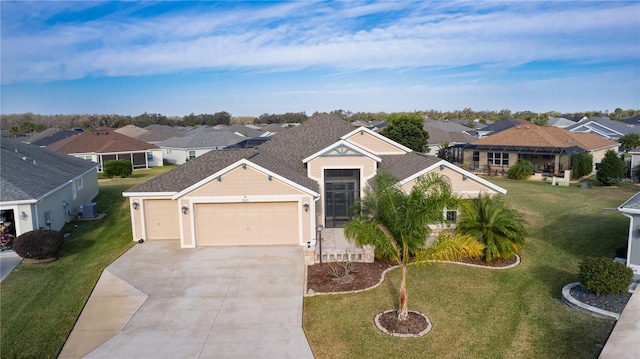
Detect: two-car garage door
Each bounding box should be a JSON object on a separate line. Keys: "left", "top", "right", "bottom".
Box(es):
{"left": 195, "top": 202, "right": 299, "bottom": 246}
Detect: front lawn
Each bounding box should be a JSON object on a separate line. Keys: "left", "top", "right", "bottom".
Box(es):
{"left": 303, "top": 178, "right": 638, "bottom": 359}
{"left": 0, "top": 166, "right": 173, "bottom": 359}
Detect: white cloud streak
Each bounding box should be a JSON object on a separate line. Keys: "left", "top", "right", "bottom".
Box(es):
{"left": 1, "top": 1, "right": 638, "bottom": 84}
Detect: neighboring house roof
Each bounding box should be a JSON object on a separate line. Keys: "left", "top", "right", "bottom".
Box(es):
{"left": 619, "top": 115, "right": 640, "bottom": 126}
{"left": 26, "top": 128, "right": 84, "bottom": 147}
{"left": 565, "top": 117, "right": 640, "bottom": 140}
{"left": 424, "top": 119, "right": 472, "bottom": 133}
{"left": 47, "top": 127, "right": 158, "bottom": 154}
{"left": 159, "top": 131, "right": 245, "bottom": 149}
{"left": 427, "top": 127, "right": 475, "bottom": 146}
{"left": 138, "top": 125, "right": 187, "bottom": 143}
{"left": 223, "top": 124, "right": 264, "bottom": 138}
{"left": 547, "top": 117, "right": 578, "bottom": 128}
{"left": 1, "top": 139, "right": 97, "bottom": 203}
{"left": 478, "top": 118, "right": 529, "bottom": 135}
{"left": 468, "top": 125, "right": 619, "bottom": 152}
{"left": 115, "top": 125, "right": 149, "bottom": 138}
{"left": 618, "top": 192, "right": 640, "bottom": 213}
{"left": 227, "top": 137, "right": 272, "bottom": 148}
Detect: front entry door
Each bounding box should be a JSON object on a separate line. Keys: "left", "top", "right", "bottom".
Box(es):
{"left": 325, "top": 182, "right": 356, "bottom": 228}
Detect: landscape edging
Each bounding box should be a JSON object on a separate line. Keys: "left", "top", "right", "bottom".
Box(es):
{"left": 305, "top": 254, "right": 521, "bottom": 297}
{"left": 561, "top": 282, "right": 620, "bottom": 320}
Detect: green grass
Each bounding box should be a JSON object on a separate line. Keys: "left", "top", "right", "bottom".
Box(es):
{"left": 303, "top": 178, "right": 638, "bottom": 359}
{"left": 0, "top": 166, "right": 173, "bottom": 359}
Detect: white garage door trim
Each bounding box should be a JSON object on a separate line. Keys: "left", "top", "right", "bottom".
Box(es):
{"left": 143, "top": 199, "right": 180, "bottom": 240}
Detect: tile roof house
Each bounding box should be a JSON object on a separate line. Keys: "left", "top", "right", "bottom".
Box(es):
{"left": 123, "top": 115, "right": 505, "bottom": 253}
{"left": 461, "top": 124, "right": 619, "bottom": 177}
{"left": 159, "top": 131, "right": 246, "bottom": 164}
{"left": 617, "top": 192, "right": 640, "bottom": 276}
{"left": 565, "top": 117, "right": 640, "bottom": 141}
{"left": 1, "top": 139, "right": 99, "bottom": 236}
{"left": 424, "top": 119, "right": 476, "bottom": 155}
{"left": 47, "top": 128, "right": 163, "bottom": 172}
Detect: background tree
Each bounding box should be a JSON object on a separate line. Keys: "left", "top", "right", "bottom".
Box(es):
{"left": 618, "top": 133, "right": 640, "bottom": 152}
{"left": 344, "top": 172, "right": 483, "bottom": 321}
{"left": 380, "top": 113, "right": 429, "bottom": 152}
{"left": 596, "top": 150, "right": 626, "bottom": 185}
{"left": 457, "top": 194, "right": 527, "bottom": 262}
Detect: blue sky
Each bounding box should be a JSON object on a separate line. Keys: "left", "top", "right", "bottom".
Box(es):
{"left": 1, "top": 1, "right": 639, "bottom": 117}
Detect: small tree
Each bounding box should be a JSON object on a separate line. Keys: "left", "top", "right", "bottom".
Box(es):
{"left": 345, "top": 172, "right": 483, "bottom": 321}
{"left": 618, "top": 133, "right": 640, "bottom": 152}
{"left": 596, "top": 150, "right": 625, "bottom": 185}
{"left": 103, "top": 159, "right": 133, "bottom": 178}
{"left": 507, "top": 160, "right": 533, "bottom": 180}
{"left": 571, "top": 152, "right": 594, "bottom": 179}
{"left": 380, "top": 113, "right": 429, "bottom": 153}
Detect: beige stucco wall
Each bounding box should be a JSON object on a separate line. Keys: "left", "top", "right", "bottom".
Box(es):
{"left": 400, "top": 166, "right": 501, "bottom": 198}
{"left": 179, "top": 198, "right": 193, "bottom": 247}
{"left": 130, "top": 198, "right": 143, "bottom": 241}
{"left": 307, "top": 156, "right": 377, "bottom": 181}
{"left": 186, "top": 165, "right": 304, "bottom": 197}
{"left": 344, "top": 131, "right": 408, "bottom": 155}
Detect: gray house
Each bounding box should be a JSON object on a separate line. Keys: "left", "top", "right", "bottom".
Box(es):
{"left": 0, "top": 139, "right": 99, "bottom": 236}
{"left": 618, "top": 192, "right": 640, "bottom": 277}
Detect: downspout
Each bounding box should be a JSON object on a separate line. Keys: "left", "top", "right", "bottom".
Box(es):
{"left": 313, "top": 194, "right": 321, "bottom": 244}
{"left": 623, "top": 213, "right": 634, "bottom": 266}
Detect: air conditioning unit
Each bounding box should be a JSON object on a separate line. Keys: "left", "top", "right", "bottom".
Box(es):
{"left": 80, "top": 202, "right": 98, "bottom": 218}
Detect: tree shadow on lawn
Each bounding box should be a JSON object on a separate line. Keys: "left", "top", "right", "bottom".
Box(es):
{"left": 530, "top": 263, "right": 576, "bottom": 300}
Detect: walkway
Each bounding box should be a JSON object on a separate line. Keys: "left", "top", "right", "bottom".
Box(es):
{"left": 0, "top": 250, "right": 21, "bottom": 282}
{"left": 59, "top": 242, "right": 313, "bottom": 359}
{"left": 599, "top": 286, "right": 640, "bottom": 358}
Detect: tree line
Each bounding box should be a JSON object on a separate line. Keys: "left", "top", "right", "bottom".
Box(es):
{"left": 2, "top": 108, "right": 638, "bottom": 135}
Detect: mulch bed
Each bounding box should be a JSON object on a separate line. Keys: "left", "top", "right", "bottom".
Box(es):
{"left": 570, "top": 284, "right": 632, "bottom": 314}
{"left": 377, "top": 311, "right": 428, "bottom": 335}
{"left": 306, "top": 256, "right": 517, "bottom": 294}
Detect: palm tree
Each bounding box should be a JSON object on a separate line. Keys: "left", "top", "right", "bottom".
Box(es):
{"left": 457, "top": 194, "right": 527, "bottom": 262}
{"left": 344, "top": 172, "right": 484, "bottom": 321}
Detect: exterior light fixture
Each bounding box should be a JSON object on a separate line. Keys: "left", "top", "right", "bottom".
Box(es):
{"left": 217, "top": 176, "right": 222, "bottom": 182}
{"left": 242, "top": 163, "right": 246, "bottom": 169}
{"left": 307, "top": 241, "right": 311, "bottom": 249}
{"left": 132, "top": 201, "right": 139, "bottom": 210}
{"left": 440, "top": 164, "right": 445, "bottom": 170}
{"left": 182, "top": 206, "right": 189, "bottom": 215}
{"left": 20, "top": 211, "right": 28, "bottom": 220}
{"left": 462, "top": 174, "right": 468, "bottom": 181}
{"left": 303, "top": 202, "right": 309, "bottom": 212}
{"left": 268, "top": 175, "right": 272, "bottom": 181}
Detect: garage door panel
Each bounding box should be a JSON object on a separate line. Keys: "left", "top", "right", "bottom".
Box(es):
{"left": 196, "top": 202, "right": 298, "bottom": 246}
{"left": 145, "top": 199, "right": 180, "bottom": 240}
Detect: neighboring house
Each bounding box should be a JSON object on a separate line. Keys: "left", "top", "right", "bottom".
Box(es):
{"left": 159, "top": 131, "right": 246, "bottom": 164}
{"left": 461, "top": 124, "right": 619, "bottom": 177}
{"left": 137, "top": 125, "right": 188, "bottom": 145}
{"left": 547, "top": 117, "right": 578, "bottom": 129}
{"left": 469, "top": 118, "right": 529, "bottom": 138}
{"left": 617, "top": 192, "right": 640, "bottom": 276}
{"left": 0, "top": 139, "right": 99, "bottom": 236}
{"left": 227, "top": 137, "right": 272, "bottom": 149}
{"left": 115, "top": 125, "right": 149, "bottom": 138}
{"left": 424, "top": 119, "right": 476, "bottom": 154}
{"left": 223, "top": 124, "right": 265, "bottom": 138}
{"left": 565, "top": 117, "right": 640, "bottom": 141}
{"left": 123, "top": 115, "right": 506, "bottom": 249}
{"left": 619, "top": 115, "right": 640, "bottom": 126}
{"left": 628, "top": 147, "right": 640, "bottom": 179}
{"left": 25, "top": 128, "right": 84, "bottom": 147}
{"left": 47, "top": 128, "right": 163, "bottom": 172}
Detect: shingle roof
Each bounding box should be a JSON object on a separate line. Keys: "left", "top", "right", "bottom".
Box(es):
{"left": 223, "top": 124, "right": 264, "bottom": 138}
{"left": 378, "top": 152, "right": 440, "bottom": 182}
{"left": 48, "top": 128, "right": 158, "bottom": 154}
{"left": 27, "top": 129, "right": 84, "bottom": 147}
{"left": 115, "top": 125, "right": 149, "bottom": 138}
{"left": 158, "top": 132, "right": 245, "bottom": 149}
{"left": 426, "top": 127, "right": 475, "bottom": 145}
{"left": 138, "top": 125, "right": 187, "bottom": 143}
{"left": 480, "top": 118, "right": 529, "bottom": 134}
{"left": 1, "top": 139, "right": 97, "bottom": 202}
{"left": 424, "top": 119, "right": 472, "bottom": 133}
{"left": 565, "top": 117, "right": 640, "bottom": 139}
{"left": 470, "top": 125, "right": 619, "bottom": 151}
{"left": 619, "top": 192, "right": 640, "bottom": 212}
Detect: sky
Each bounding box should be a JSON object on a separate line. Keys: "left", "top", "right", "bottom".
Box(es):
{"left": 1, "top": 1, "right": 639, "bottom": 117}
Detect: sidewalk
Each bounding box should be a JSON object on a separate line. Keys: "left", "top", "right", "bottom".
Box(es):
{"left": 599, "top": 287, "right": 640, "bottom": 358}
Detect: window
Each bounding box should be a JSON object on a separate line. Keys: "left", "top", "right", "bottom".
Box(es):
{"left": 446, "top": 210, "right": 458, "bottom": 224}
{"left": 75, "top": 176, "right": 83, "bottom": 190}
{"left": 71, "top": 181, "right": 77, "bottom": 200}
{"left": 147, "top": 152, "right": 153, "bottom": 161}
{"left": 487, "top": 152, "right": 509, "bottom": 166}
{"left": 188, "top": 150, "right": 196, "bottom": 160}
{"left": 472, "top": 151, "right": 479, "bottom": 162}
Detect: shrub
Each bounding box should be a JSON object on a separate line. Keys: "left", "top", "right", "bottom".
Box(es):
{"left": 571, "top": 152, "right": 594, "bottom": 179}
{"left": 103, "top": 160, "right": 133, "bottom": 178}
{"left": 578, "top": 257, "right": 633, "bottom": 295}
{"left": 13, "top": 229, "right": 64, "bottom": 260}
{"left": 507, "top": 160, "right": 533, "bottom": 180}
{"left": 596, "top": 150, "right": 625, "bottom": 186}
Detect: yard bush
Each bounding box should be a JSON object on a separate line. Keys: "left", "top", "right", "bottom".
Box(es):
{"left": 507, "top": 160, "right": 533, "bottom": 180}
{"left": 571, "top": 152, "right": 594, "bottom": 179}
{"left": 578, "top": 256, "right": 633, "bottom": 295}
{"left": 103, "top": 160, "right": 133, "bottom": 178}
{"left": 596, "top": 150, "right": 625, "bottom": 186}
{"left": 12, "top": 229, "right": 64, "bottom": 260}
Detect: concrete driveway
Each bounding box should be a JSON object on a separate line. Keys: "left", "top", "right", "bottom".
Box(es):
{"left": 59, "top": 242, "right": 314, "bottom": 359}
